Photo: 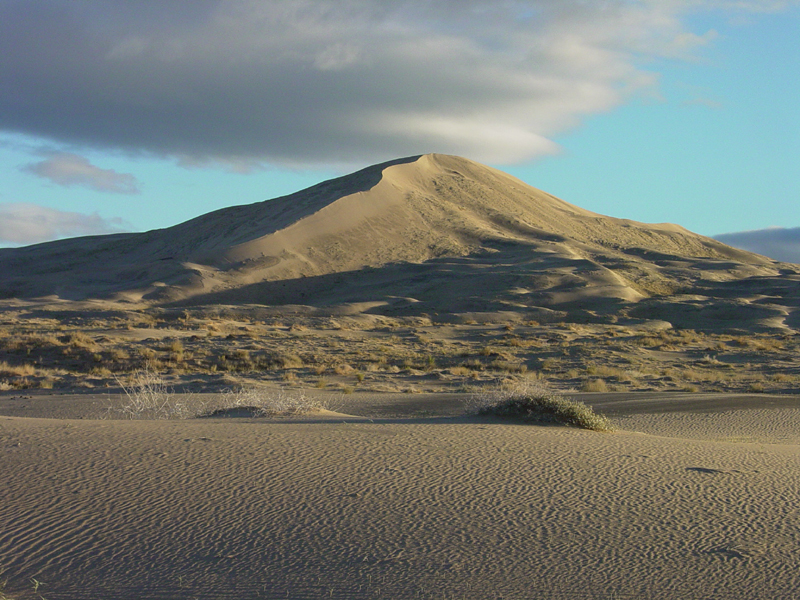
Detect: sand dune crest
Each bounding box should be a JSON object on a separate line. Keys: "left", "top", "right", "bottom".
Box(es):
{"left": 0, "top": 154, "right": 797, "bottom": 333}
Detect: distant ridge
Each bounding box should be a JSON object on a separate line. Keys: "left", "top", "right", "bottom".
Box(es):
{"left": 1, "top": 154, "right": 798, "bottom": 332}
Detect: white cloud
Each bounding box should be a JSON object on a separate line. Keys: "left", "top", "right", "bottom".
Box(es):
{"left": 0, "top": 1, "right": 796, "bottom": 167}
{"left": 0, "top": 203, "right": 128, "bottom": 246}
{"left": 21, "top": 152, "right": 140, "bottom": 194}
{"left": 715, "top": 227, "right": 800, "bottom": 264}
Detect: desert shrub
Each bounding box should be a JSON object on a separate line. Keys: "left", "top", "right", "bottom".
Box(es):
{"left": 163, "top": 339, "right": 184, "bottom": 353}
{"left": 770, "top": 373, "right": 796, "bottom": 383}
{"left": 113, "top": 366, "right": 193, "bottom": 420}
{"left": 449, "top": 366, "right": 471, "bottom": 376}
{"left": 540, "top": 357, "right": 559, "bottom": 371}
{"left": 258, "top": 352, "right": 304, "bottom": 369}
{"left": 64, "top": 331, "right": 96, "bottom": 350}
{"left": 489, "top": 360, "right": 527, "bottom": 373}
{"left": 203, "top": 387, "right": 328, "bottom": 417}
{"left": 459, "top": 359, "right": 484, "bottom": 371}
{"left": 333, "top": 363, "right": 355, "bottom": 375}
{"left": 109, "top": 368, "right": 329, "bottom": 419}
{"left": 138, "top": 347, "right": 157, "bottom": 360}
{"left": 466, "top": 382, "right": 613, "bottom": 431}
{"left": 581, "top": 378, "right": 609, "bottom": 392}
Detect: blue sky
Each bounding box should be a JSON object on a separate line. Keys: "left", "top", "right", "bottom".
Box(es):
{"left": 1, "top": 1, "right": 798, "bottom": 261}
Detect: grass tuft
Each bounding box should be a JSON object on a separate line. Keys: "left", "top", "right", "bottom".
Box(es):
{"left": 467, "top": 382, "right": 614, "bottom": 431}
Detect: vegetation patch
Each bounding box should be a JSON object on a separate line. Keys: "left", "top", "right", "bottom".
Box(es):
{"left": 202, "top": 387, "right": 330, "bottom": 417}
{"left": 467, "top": 383, "right": 614, "bottom": 432}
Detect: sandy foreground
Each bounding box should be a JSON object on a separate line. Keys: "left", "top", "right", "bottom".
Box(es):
{"left": 1, "top": 392, "right": 799, "bottom": 599}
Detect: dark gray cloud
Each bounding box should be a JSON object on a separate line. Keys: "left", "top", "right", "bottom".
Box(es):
{"left": 22, "top": 152, "right": 140, "bottom": 193}
{"left": 0, "top": 203, "right": 128, "bottom": 245}
{"left": 0, "top": 0, "right": 790, "bottom": 167}
{"left": 715, "top": 228, "right": 800, "bottom": 264}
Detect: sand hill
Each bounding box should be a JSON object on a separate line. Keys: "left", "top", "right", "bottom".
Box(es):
{"left": 1, "top": 154, "right": 798, "bottom": 332}
{"left": 2, "top": 156, "right": 800, "bottom": 600}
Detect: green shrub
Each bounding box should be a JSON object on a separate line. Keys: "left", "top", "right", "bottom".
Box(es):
{"left": 467, "top": 383, "right": 613, "bottom": 431}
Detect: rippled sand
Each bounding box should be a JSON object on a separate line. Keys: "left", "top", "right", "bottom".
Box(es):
{"left": 2, "top": 395, "right": 799, "bottom": 599}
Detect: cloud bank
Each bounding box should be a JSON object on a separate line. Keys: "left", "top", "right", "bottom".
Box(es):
{"left": 0, "top": 203, "right": 128, "bottom": 246}
{"left": 22, "top": 152, "right": 140, "bottom": 194}
{"left": 715, "top": 228, "right": 800, "bottom": 264}
{"left": 1, "top": 0, "right": 788, "bottom": 167}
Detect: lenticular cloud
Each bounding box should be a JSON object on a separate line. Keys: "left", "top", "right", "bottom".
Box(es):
{"left": 0, "top": 0, "right": 775, "bottom": 167}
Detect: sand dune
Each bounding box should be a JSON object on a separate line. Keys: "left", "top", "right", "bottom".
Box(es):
{"left": 2, "top": 156, "right": 799, "bottom": 599}
{"left": 1, "top": 394, "right": 799, "bottom": 599}
{"left": 1, "top": 154, "right": 797, "bottom": 333}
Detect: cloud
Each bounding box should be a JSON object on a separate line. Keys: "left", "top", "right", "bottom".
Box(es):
{"left": 21, "top": 152, "right": 140, "bottom": 193}
{"left": 0, "top": 203, "right": 129, "bottom": 246}
{"left": 715, "top": 227, "right": 800, "bottom": 264}
{"left": 0, "top": 1, "right": 794, "bottom": 167}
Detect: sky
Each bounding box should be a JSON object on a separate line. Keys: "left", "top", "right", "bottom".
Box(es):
{"left": 1, "top": 0, "right": 798, "bottom": 262}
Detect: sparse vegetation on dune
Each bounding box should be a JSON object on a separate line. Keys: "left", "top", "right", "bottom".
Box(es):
{"left": 114, "top": 366, "right": 193, "bottom": 420}
{"left": 0, "top": 307, "right": 798, "bottom": 395}
{"left": 467, "top": 382, "right": 614, "bottom": 432}
{"left": 203, "top": 387, "right": 330, "bottom": 417}
{"left": 109, "top": 364, "right": 331, "bottom": 419}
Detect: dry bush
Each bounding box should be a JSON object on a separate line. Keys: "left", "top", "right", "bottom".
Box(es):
{"left": 138, "top": 347, "right": 157, "bottom": 361}
{"left": 113, "top": 366, "right": 193, "bottom": 420}
{"left": 489, "top": 360, "right": 527, "bottom": 374}
{"left": 540, "top": 357, "right": 559, "bottom": 371}
{"left": 449, "top": 366, "right": 471, "bottom": 376}
{"left": 260, "top": 352, "right": 304, "bottom": 369}
{"left": 466, "top": 382, "right": 613, "bottom": 432}
{"left": 770, "top": 373, "right": 796, "bottom": 383}
{"left": 64, "top": 331, "right": 96, "bottom": 350}
{"left": 698, "top": 355, "right": 723, "bottom": 366}
{"left": 333, "top": 363, "right": 355, "bottom": 375}
{"left": 581, "top": 379, "right": 609, "bottom": 393}
{"left": 204, "top": 387, "right": 329, "bottom": 417}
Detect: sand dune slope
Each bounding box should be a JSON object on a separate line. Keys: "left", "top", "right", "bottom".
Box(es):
{"left": 1, "top": 154, "right": 797, "bottom": 331}
{"left": 1, "top": 412, "right": 799, "bottom": 599}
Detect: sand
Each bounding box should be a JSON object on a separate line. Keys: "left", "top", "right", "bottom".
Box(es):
{"left": 1, "top": 154, "right": 799, "bottom": 598}
{"left": 1, "top": 393, "right": 799, "bottom": 599}
{"left": 1, "top": 154, "right": 797, "bottom": 336}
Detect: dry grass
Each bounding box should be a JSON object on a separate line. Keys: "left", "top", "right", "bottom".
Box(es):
{"left": 2, "top": 309, "right": 798, "bottom": 395}
{"left": 110, "top": 365, "right": 331, "bottom": 419}
{"left": 581, "top": 378, "right": 609, "bottom": 393}
{"left": 0, "top": 361, "right": 36, "bottom": 377}
{"left": 203, "top": 387, "right": 331, "bottom": 417}
{"left": 113, "top": 366, "right": 193, "bottom": 420}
